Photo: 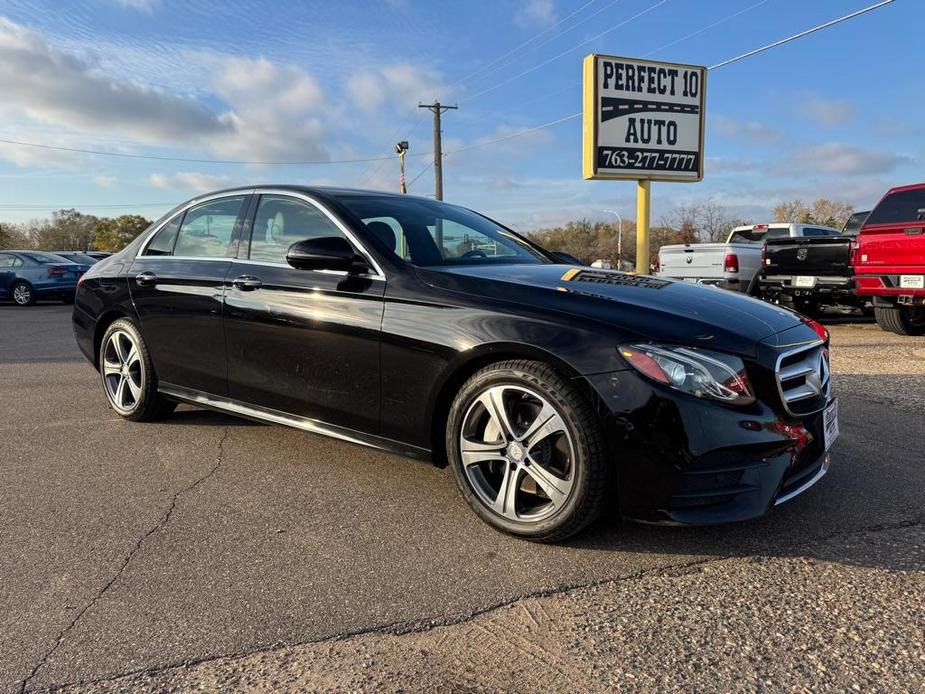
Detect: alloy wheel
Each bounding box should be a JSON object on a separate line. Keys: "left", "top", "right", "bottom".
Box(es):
{"left": 102, "top": 330, "right": 144, "bottom": 413}
{"left": 12, "top": 284, "right": 32, "bottom": 305}
{"left": 459, "top": 384, "right": 575, "bottom": 522}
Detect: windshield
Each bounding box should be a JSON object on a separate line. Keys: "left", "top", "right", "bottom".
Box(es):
{"left": 337, "top": 195, "right": 551, "bottom": 267}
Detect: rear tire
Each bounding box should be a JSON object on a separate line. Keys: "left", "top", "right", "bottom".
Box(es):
{"left": 874, "top": 305, "right": 925, "bottom": 336}
{"left": 11, "top": 282, "right": 35, "bottom": 306}
{"left": 446, "top": 359, "right": 611, "bottom": 543}
{"left": 99, "top": 318, "right": 176, "bottom": 421}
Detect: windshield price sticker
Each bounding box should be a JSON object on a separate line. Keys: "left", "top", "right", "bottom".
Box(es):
{"left": 583, "top": 54, "right": 706, "bottom": 182}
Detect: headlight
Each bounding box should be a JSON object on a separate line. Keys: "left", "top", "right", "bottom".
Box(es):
{"left": 619, "top": 343, "right": 755, "bottom": 406}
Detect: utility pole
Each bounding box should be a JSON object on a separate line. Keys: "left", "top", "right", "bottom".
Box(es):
{"left": 418, "top": 101, "right": 457, "bottom": 201}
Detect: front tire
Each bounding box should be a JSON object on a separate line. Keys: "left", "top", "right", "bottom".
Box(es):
{"left": 447, "top": 360, "right": 611, "bottom": 542}
{"left": 11, "top": 282, "right": 34, "bottom": 306}
{"left": 874, "top": 305, "right": 925, "bottom": 336}
{"left": 99, "top": 318, "right": 176, "bottom": 421}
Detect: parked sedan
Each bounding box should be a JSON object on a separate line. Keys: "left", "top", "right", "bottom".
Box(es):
{"left": 72, "top": 187, "right": 838, "bottom": 541}
{"left": 0, "top": 251, "right": 87, "bottom": 305}
{"left": 50, "top": 251, "right": 100, "bottom": 265}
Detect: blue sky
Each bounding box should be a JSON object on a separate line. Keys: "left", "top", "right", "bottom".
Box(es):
{"left": 0, "top": 0, "right": 919, "bottom": 229}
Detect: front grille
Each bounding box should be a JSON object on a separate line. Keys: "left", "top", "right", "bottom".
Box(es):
{"left": 775, "top": 342, "right": 830, "bottom": 416}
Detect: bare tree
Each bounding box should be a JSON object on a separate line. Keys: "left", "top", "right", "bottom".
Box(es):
{"left": 772, "top": 198, "right": 854, "bottom": 229}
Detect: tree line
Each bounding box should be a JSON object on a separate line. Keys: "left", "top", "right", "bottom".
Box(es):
{"left": 0, "top": 196, "right": 856, "bottom": 262}
{"left": 0, "top": 210, "right": 153, "bottom": 252}
{"left": 528, "top": 197, "right": 855, "bottom": 267}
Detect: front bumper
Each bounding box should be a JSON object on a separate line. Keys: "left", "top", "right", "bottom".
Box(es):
{"left": 584, "top": 369, "right": 833, "bottom": 526}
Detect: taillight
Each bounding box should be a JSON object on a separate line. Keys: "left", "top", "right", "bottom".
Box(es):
{"left": 48, "top": 266, "right": 66, "bottom": 277}
{"left": 849, "top": 239, "right": 860, "bottom": 264}
{"left": 724, "top": 252, "right": 739, "bottom": 273}
{"left": 760, "top": 244, "right": 768, "bottom": 267}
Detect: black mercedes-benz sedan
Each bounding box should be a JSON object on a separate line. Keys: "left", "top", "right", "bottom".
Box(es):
{"left": 72, "top": 186, "right": 838, "bottom": 541}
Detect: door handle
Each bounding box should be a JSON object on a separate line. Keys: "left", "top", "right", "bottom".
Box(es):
{"left": 135, "top": 271, "right": 157, "bottom": 287}
{"left": 232, "top": 275, "right": 262, "bottom": 291}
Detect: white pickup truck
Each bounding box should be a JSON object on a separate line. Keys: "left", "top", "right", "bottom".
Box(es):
{"left": 657, "top": 223, "right": 841, "bottom": 293}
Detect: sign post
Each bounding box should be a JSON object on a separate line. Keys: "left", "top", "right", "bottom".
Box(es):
{"left": 583, "top": 54, "right": 707, "bottom": 273}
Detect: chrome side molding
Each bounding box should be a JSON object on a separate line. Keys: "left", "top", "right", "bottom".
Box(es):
{"left": 158, "top": 383, "right": 430, "bottom": 460}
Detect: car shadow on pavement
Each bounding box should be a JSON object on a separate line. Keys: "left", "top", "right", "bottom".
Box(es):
{"left": 164, "top": 406, "right": 263, "bottom": 427}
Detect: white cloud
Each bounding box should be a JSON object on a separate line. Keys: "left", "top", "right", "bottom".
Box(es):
{"left": 93, "top": 175, "right": 117, "bottom": 188}
{"left": 798, "top": 95, "right": 855, "bottom": 127}
{"left": 112, "top": 0, "right": 160, "bottom": 12}
{"left": 0, "top": 18, "right": 230, "bottom": 147}
{"left": 210, "top": 55, "right": 329, "bottom": 162}
{"left": 149, "top": 172, "right": 231, "bottom": 193}
{"left": 346, "top": 63, "right": 446, "bottom": 113}
{"left": 515, "top": 0, "right": 557, "bottom": 28}
{"left": 789, "top": 143, "right": 909, "bottom": 176}
{"left": 712, "top": 115, "right": 780, "bottom": 143}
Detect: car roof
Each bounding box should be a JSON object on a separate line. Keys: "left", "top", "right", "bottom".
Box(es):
{"left": 204, "top": 184, "right": 439, "bottom": 205}
{"left": 884, "top": 182, "right": 925, "bottom": 194}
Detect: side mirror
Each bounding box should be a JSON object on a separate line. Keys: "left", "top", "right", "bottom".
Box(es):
{"left": 286, "top": 237, "right": 365, "bottom": 272}
{"left": 550, "top": 251, "right": 585, "bottom": 266}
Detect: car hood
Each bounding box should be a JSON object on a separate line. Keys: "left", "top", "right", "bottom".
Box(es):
{"left": 421, "top": 264, "right": 808, "bottom": 357}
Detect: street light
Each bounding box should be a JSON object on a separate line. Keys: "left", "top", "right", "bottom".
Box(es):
{"left": 602, "top": 209, "right": 623, "bottom": 269}
{"left": 395, "top": 141, "right": 409, "bottom": 193}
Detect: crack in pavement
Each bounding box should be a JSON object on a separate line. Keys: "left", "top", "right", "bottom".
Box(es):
{"left": 18, "top": 425, "right": 231, "bottom": 694}
{"left": 31, "top": 513, "right": 924, "bottom": 693}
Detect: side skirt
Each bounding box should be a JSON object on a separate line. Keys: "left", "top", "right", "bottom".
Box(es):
{"left": 158, "top": 383, "right": 432, "bottom": 462}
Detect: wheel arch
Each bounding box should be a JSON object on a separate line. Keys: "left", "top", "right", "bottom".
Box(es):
{"left": 92, "top": 308, "right": 135, "bottom": 369}
{"left": 427, "top": 342, "right": 607, "bottom": 467}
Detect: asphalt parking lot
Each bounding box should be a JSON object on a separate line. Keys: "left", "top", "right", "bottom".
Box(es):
{"left": 1, "top": 305, "right": 923, "bottom": 692}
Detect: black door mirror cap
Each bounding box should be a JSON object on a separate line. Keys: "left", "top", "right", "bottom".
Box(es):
{"left": 286, "top": 237, "right": 369, "bottom": 273}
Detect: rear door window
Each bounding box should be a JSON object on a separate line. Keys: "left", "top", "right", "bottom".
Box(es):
{"left": 865, "top": 189, "right": 925, "bottom": 225}
{"left": 174, "top": 196, "right": 246, "bottom": 258}
{"left": 0, "top": 254, "right": 15, "bottom": 268}
{"left": 144, "top": 213, "right": 183, "bottom": 256}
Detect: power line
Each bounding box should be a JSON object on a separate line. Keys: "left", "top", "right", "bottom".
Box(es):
{"left": 455, "top": 0, "right": 626, "bottom": 93}
{"left": 0, "top": 137, "right": 396, "bottom": 166}
{"left": 0, "top": 1, "right": 895, "bottom": 175}
{"left": 451, "top": 0, "right": 599, "bottom": 89}
{"left": 643, "top": 0, "right": 770, "bottom": 57}
{"left": 460, "top": 0, "right": 669, "bottom": 104}
{"left": 444, "top": 112, "right": 581, "bottom": 155}
{"left": 709, "top": 0, "right": 894, "bottom": 70}
{"left": 0, "top": 203, "right": 176, "bottom": 210}
{"left": 448, "top": 0, "right": 896, "bottom": 153}
{"left": 405, "top": 162, "right": 434, "bottom": 190}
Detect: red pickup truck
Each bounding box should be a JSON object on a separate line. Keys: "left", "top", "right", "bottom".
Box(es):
{"left": 854, "top": 183, "right": 925, "bottom": 335}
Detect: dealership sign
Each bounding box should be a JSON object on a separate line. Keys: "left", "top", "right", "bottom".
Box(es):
{"left": 583, "top": 54, "right": 707, "bottom": 182}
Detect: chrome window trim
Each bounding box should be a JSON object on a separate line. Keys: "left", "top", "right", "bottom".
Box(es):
{"left": 229, "top": 257, "right": 382, "bottom": 281}
{"left": 246, "top": 189, "right": 386, "bottom": 280}
{"left": 135, "top": 189, "right": 256, "bottom": 259}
